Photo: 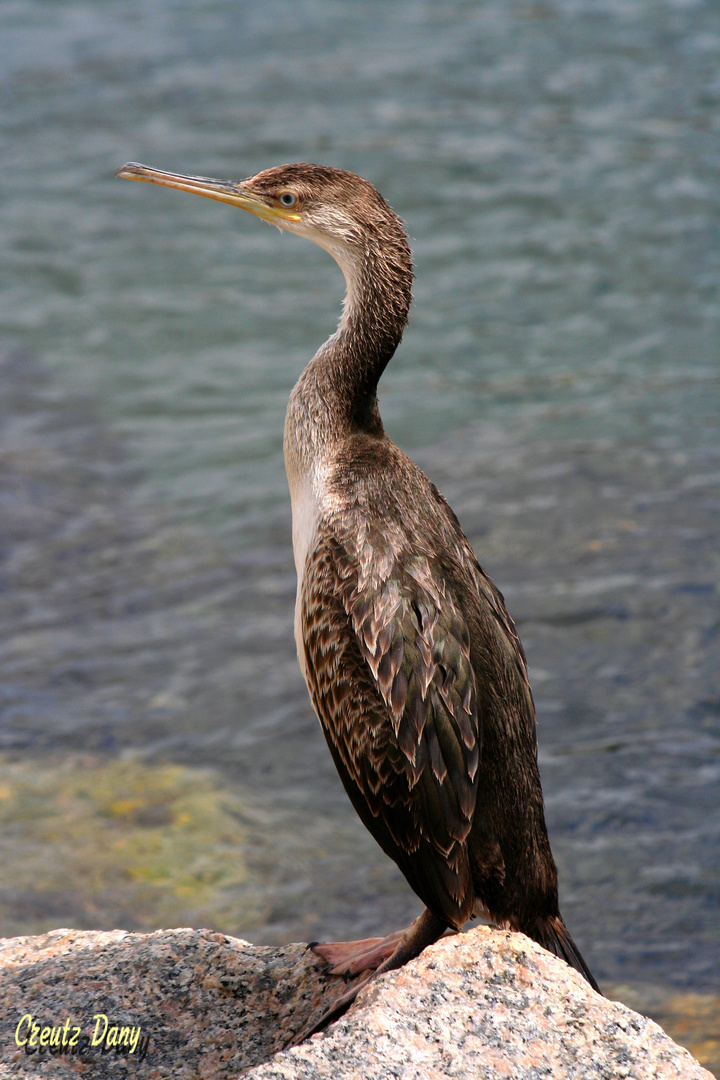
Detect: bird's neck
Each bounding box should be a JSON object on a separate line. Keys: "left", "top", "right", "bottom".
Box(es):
{"left": 284, "top": 237, "right": 413, "bottom": 479}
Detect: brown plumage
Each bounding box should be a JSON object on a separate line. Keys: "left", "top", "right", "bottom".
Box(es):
{"left": 116, "top": 160, "right": 600, "bottom": 1028}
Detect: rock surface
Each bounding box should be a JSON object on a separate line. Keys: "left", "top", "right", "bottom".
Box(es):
{"left": 0, "top": 926, "right": 712, "bottom": 1079}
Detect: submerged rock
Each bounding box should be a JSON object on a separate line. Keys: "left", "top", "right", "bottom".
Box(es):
{"left": 0, "top": 756, "right": 259, "bottom": 937}
{"left": 0, "top": 926, "right": 711, "bottom": 1079}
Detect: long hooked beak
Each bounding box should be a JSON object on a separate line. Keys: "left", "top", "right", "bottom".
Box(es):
{"left": 115, "top": 162, "right": 301, "bottom": 223}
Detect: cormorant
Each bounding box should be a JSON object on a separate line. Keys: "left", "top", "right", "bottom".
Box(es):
{"left": 116, "top": 160, "right": 600, "bottom": 1033}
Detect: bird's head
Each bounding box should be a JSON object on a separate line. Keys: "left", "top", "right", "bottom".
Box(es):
{"left": 115, "top": 161, "right": 411, "bottom": 301}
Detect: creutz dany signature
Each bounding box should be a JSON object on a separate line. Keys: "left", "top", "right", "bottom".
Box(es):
{"left": 14, "top": 1013, "right": 150, "bottom": 1059}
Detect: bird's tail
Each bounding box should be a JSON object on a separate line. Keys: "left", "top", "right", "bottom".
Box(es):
{"left": 530, "top": 914, "right": 601, "bottom": 994}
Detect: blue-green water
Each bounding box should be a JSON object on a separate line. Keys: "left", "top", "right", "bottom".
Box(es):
{"left": 1, "top": 0, "right": 719, "bottom": 1001}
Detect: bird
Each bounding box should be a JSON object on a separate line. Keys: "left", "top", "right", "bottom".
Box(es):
{"left": 116, "top": 160, "right": 600, "bottom": 1030}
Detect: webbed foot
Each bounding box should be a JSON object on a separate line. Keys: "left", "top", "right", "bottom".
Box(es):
{"left": 292, "top": 908, "right": 448, "bottom": 1045}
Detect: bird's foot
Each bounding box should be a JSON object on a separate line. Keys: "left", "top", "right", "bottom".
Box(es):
{"left": 292, "top": 909, "right": 449, "bottom": 1045}
{"left": 308, "top": 929, "right": 406, "bottom": 976}
{"left": 309, "top": 914, "right": 460, "bottom": 977}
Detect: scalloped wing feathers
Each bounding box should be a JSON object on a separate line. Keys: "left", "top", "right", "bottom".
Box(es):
{"left": 301, "top": 518, "right": 481, "bottom": 927}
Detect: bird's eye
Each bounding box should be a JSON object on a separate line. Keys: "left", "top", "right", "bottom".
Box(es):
{"left": 278, "top": 191, "right": 298, "bottom": 207}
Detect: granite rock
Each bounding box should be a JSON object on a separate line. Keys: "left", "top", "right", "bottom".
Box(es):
{"left": 0, "top": 926, "right": 711, "bottom": 1079}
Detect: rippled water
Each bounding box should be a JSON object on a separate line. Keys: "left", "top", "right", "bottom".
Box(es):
{"left": 1, "top": 0, "right": 719, "bottom": 1014}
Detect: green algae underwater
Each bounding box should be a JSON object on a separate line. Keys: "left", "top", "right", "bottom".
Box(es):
{"left": 0, "top": 755, "right": 260, "bottom": 935}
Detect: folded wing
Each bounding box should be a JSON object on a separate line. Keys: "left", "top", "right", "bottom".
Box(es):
{"left": 301, "top": 521, "right": 481, "bottom": 927}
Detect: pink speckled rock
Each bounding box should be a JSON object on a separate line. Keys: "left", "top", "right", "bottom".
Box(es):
{"left": 255, "top": 928, "right": 714, "bottom": 1080}
{"left": 0, "top": 926, "right": 711, "bottom": 1079}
